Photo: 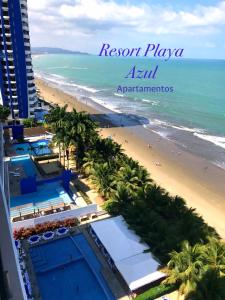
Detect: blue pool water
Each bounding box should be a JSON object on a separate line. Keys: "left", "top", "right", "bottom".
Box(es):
{"left": 29, "top": 234, "right": 115, "bottom": 300}
{"left": 10, "top": 156, "right": 72, "bottom": 208}
{"left": 10, "top": 180, "right": 71, "bottom": 208}
{"left": 10, "top": 155, "right": 38, "bottom": 177}
{"left": 12, "top": 139, "right": 51, "bottom": 156}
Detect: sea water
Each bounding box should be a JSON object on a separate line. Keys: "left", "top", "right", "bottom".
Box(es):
{"left": 33, "top": 54, "right": 225, "bottom": 169}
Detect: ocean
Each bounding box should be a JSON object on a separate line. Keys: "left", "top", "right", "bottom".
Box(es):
{"left": 33, "top": 54, "right": 225, "bottom": 169}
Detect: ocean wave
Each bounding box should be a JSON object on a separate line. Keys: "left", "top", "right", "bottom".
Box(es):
{"left": 36, "top": 72, "right": 100, "bottom": 93}
{"left": 142, "top": 99, "right": 159, "bottom": 106}
{"left": 214, "top": 161, "right": 225, "bottom": 170}
{"left": 149, "top": 118, "right": 170, "bottom": 127}
{"left": 47, "top": 66, "right": 88, "bottom": 70}
{"left": 114, "top": 93, "right": 124, "bottom": 98}
{"left": 194, "top": 133, "right": 225, "bottom": 150}
{"left": 149, "top": 119, "right": 205, "bottom": 135}
{"left": 170, "top": 125, "right": 205, "bottom": 134}
{"left": 88, "top": 96, "right": 122, "bottom": 114}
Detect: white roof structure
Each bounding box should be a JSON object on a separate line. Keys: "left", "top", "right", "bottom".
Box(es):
{"left": 90, "top": 216, "right": 165, "bottom": 290}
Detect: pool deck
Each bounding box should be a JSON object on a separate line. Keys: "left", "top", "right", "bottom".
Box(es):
{"left": 22, "top": 224, "right": 130, "bottom": 300}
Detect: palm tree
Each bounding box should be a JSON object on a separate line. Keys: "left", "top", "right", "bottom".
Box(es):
{"left": 163, "top": 241, "right": 205, "bottom": 296}
{"left": 45, "top": 105, "right": 69, "bottom": 166}
{"left": 89, "top": 162, "right": 114, "bottom": 199}
{"left": 64, "top": 109, "right": 98, "bottom": 169}
{"left": 105, "top": 183, "right": 132, "bottom": 214}
{"left": 82, "top": 150, "right": 100, "bottom": 175}
{"left": 185, "top": 269, "right": 225, "bottom": 300}
{"left": 113, "top": 165, "right": 140, "bottom": 192}
{"left": 202, "top": 238, "right": 225, "bottom": 275}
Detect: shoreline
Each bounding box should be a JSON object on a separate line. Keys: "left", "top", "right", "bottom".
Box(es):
{"left": 35, "top": 78, "right": 225, "bottom": 238}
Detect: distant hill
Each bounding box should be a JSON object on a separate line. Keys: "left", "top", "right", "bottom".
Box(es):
{"left": 32, "top": 47, "right": 90, "bottom": 55}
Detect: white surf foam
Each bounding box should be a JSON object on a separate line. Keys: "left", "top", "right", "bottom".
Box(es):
{"left": 47, "top": 66, "right": 88, "bottom": 70}
{"left": 36, "top": 71, "right": 100, "bottom": 93}
{"left": 194, "top": 133, "right": 225, "bottom": 150}
{"left": 88, "top": 96, "right": 122, "bottom": 114}
{"left": 170, "top": 125, "right": 205, "bottom": 134}
{"left": 142, "top": 99, "right": 159, "bottom": 106}
{"left": 114, "top": 93, "right": 124, "bottom": 98}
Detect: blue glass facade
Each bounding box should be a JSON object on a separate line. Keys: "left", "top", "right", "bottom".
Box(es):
{"left": 0, "top": 0, "right": 36, "bottom": 118}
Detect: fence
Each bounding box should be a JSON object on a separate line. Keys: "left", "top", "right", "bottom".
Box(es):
{"left": 12, "top": 204, "right": 98, "bottom": 230}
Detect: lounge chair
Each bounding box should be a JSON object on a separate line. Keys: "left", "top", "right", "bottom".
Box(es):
{"left": 28, "top": 235, "right": 41, "bottom": 244}
{"left": 23, "top": 213, "right": 35, "bottom": 220}
{"left": 56, "top": 227, "right": 69, "bottom": 236}
{"left": 63, "top": 205, "right": 70, "bottom": 211}
{"left": 43, "top": 231, "right": 54, "bottom": 240}
{"left": 12, "top": 216, "right": 22, "bottom": 222}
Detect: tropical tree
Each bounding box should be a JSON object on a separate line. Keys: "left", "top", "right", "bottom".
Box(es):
{"left": 82, "top": 150, "right": 100, "bottom": 175}
{"left": 105, "top": 183, "right": 132, "bottom": 215}
{"left": 0, "top": 104, "right": 10, "bottom": 122}
{"left": 89, "top": 162, "right": 114, "bottom": 198}
{"left": 202, "top": 238, "right": 225, "bottom": 275}
{"left": 23, "top": 118, "right": 37, "bottom": 128}
{"left": 163, "top": 241, "right": 205, "bottom": 296}
{"left": 185, "top": 269, "right": 225, "bottom": 300}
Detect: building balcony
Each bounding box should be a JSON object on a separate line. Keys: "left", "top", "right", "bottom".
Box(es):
{"left": 24, "top": 42, "right": 30, "bottom": 48}
{"left": 27, "top": 79, "right": 34, "bottom": 85}
{"left": 21, "top": 8, "right": 28, "bottom": 15}
{"left": 23, "top": 31, "right": 29, "bottom": 37}
{"left": 3, "top": 24, "right": 10, "bottom": 29}
{"left": 22, "top": 25, "right": 29, "bottom": 31}
{"left": 27, "top": 72, "right": 34, "bottom": 77}
{"left": 20, "top": 0, "right": 27, "bottom": 5}
{"left": 5, "top": 41, "right": 12, "bottom": 46}
{"left": 26, "top": 65, "right": 33, "bottom": 70}
{"left": 28, "top": 91, "right": 36, "bottom": 98}
{"left": 2, "top": 16, "right": 10, "bottom": 21}
{"left": 8, "top": 66, "right": 15, "bottom": 70}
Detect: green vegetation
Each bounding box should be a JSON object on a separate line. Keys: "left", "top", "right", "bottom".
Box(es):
{"left": 135, "top": 284, "right": 175, "bottom": 300}
{"left": 45, "top": 105, "right": 225, "bottom": 300}
{"left": 22, "top": 118, "right": 44, "bottom": 128}
{"left": 23, "top": 118, "right": 37, "bottom": 128}
{"left": 0, "top": 104, "right": 10, "bottom": 122}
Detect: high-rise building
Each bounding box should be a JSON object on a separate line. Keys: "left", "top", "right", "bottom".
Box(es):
{"left": 0, "top": 0, "right": 37, "bottom": 119}
{"left": 0, "top": 123, "right": 26, "bottom": 300}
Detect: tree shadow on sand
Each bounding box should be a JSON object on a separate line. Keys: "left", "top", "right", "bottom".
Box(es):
{"left": 89, "top": 113, "right": 150, "bottom": 128}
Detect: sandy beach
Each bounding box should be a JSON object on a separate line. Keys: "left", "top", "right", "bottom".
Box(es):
{"left": 36, "top": 78, "right": 225, "bottom": 238}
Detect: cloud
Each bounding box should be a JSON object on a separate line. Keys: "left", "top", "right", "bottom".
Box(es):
{"left": 27, "top": 0, "right": 225, "bottom": 56}
{"left": 27, "top": 0, "right": 225, "bottom": 36}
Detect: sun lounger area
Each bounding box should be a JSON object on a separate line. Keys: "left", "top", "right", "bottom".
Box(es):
{"left": 11, "top": 198, "right": 71, "bottom": 222}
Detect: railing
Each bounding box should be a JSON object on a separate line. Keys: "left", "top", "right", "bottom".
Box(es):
{"left": 12, "top": 204, "right": 98, "bottom": 230}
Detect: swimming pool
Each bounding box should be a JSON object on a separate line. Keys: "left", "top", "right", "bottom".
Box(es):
{"left": 10, "top": 156, "right": 72, "bottom": 209}
{"left": 10, "top": 180, "right": 72, "bottom": 208}
{"left": 29, "top": 234, "right": 115, "bottom": 300}
{"left": 12, "top": 139, "right": 51, "bottom": 156}
{"left": 10, "top": 155, "right": 38, "bottom": 177}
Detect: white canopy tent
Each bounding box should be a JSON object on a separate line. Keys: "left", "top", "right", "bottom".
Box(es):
{"left": 90, "top": 216, "right": 165, "bottom": 291}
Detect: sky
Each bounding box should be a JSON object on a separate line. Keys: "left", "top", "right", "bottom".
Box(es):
{"left": 27, "top": 0, "right": 225, "bottom": 59}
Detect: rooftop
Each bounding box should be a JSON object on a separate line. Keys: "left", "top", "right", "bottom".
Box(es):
{"left": 91, "top": 216, "right": 166, "bottom": 291}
